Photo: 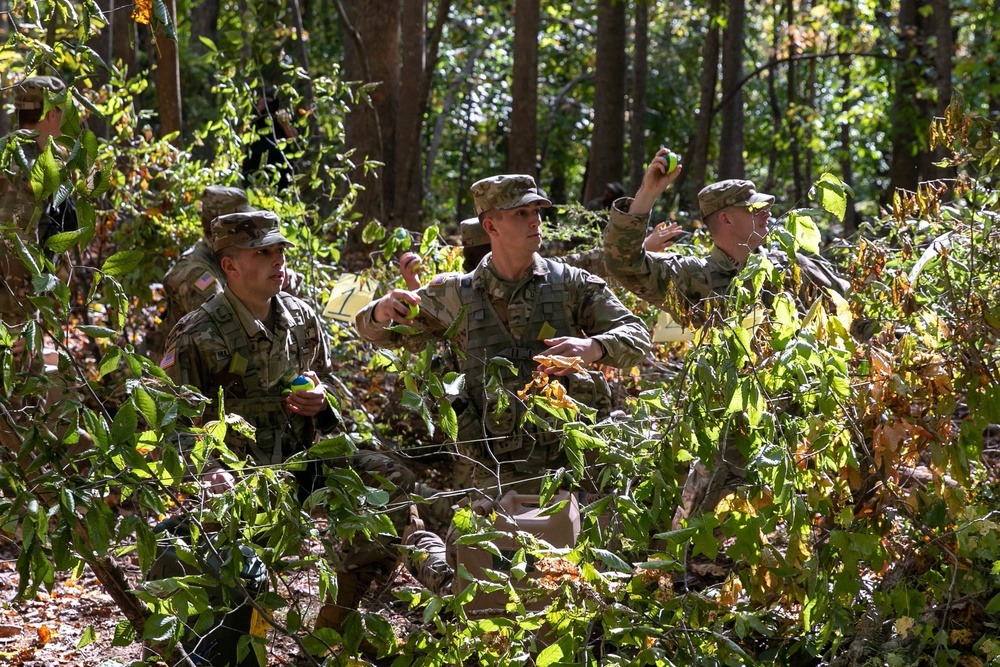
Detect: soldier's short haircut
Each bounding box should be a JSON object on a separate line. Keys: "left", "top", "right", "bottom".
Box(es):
{"left": 16, "top": 107, "right": 45, "bottom": 127}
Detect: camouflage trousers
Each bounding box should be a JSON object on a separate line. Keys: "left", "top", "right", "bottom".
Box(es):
{"left": 670, "top": 436, "right": 747, "bottom": 530}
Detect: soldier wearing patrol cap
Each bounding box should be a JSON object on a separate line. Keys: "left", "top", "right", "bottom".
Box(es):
{"left": 161, "top": 210, "right": 415, "bottom": 647}
{"left": 604, "top": 149, "right": 850, "bottom": 531}
{"left": 356, "top": 173, "right": 651, "bottom": 598}
{"left": 604, "top": 148, "right": 846, "bottom": 329}
{"left": 151, "top": 186, "right": 255, "bottom": 358}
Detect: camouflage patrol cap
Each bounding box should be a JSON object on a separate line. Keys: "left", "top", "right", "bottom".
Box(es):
{"left": 460, "top": 217, "right": 490, "bottom": 248}
{"left": 13, "top": 76, "right": 66, "bottom": 111}
{"left": 211, "top": 211, "right": 295, "bottom": 252}
{"left": 201, "top": 186, "right": 253, "bottom": 225}
{"left": 471, "top": 174, "right": 551, "bottom": 216}
{"left": 698, "top": 179, "right": 775, "bottom": 218}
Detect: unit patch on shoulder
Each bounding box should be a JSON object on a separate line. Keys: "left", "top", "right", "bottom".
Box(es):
{"left": 160, "top": 348, "right": 176, "bottom": 369}
{"left": 194, "top": 272, "right": 216, "bottom": 292}
{"left": 585, "top": 274, "right": 607, "bottom": 286}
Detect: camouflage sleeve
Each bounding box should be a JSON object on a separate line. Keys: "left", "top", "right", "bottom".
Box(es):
{"left": 603, "top": 197, "right": 675, "bottom": 305}
{"left": 561, "top": 248, "right": 608, "bottom": 278}
{"left": 355, "top": 275, "right": 465, "bottom": 352}
{"left": 564, "top": 265, "right": 651, "bottom": 368}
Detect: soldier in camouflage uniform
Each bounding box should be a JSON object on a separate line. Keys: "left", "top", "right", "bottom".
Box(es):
{"left": 150, "top": 186, "right": 254, "bottom": 358}
{"left": 604, "top": 148, "right": 849, "bottom": 529}
{"left": 356, "top": 174, "right": 651, "bottom": 594}
{"left": 160, "top": 211, "right": 413, "bottom": 638}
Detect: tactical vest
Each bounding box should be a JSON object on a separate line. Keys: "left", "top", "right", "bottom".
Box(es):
{"left": 457, "top": 259, "right": 611, "bottom": 474}
{"left": 199, "top": 293, "right": 312, "bottom": 465}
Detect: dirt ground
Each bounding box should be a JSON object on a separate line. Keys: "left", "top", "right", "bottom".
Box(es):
{"left": 0, "top": 537, "right": 422, "bottom": 667}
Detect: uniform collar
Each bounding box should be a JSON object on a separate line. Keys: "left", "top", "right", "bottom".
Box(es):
{"left": 711, "top": 245, "right": 745, "bottom": 273}
{"left": 223, "top": 286, "right": 291, "bottom": 339}
{"left": 475, "top": 252, "right": 547, "bottom": 291}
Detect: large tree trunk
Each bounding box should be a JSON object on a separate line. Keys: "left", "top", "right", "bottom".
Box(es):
{"left": 508, "top": 0, "right": 540, "bottom": 177}
{"left": 718, "top": 0, "right": 745, "bottom": 179}
{"left": 112, "top": 0, "right": 137, "bottom": 75}
{"left": 341, "top": 0, "right": 400, "bottom": 250}
{"left": 887, "top": 0, "right": 922, "bottom": 199}
{"left": 583, "top": 0, "right": 627, "bottom": 204}
{"left": 153, "top": 0, "right": 183, "bottom": 145}
{"left": 682, "top": 0, "right": 722, "bottom": 211}
{"left": 627, "top": 0, "right": 649, "bottom": 195}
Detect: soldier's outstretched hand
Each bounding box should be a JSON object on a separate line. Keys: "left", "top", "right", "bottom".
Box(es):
{"left": 286, "top": 370, "right": 327, "bottom": 417}
{"left": 373, "top": 289, "right": 421, "bottom": 325}
{"left": 630, "top": 148, "right": 683, "bottom": 215}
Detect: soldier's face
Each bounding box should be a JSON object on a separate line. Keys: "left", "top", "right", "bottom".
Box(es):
{"left": 724, "top": 205, "right": 771, "bottom": 252}
{"left": 228, "top": 244, "right": 287, "bottom": 299}
{"left": 487, "top": 203, "right": 543, "bottom": 257}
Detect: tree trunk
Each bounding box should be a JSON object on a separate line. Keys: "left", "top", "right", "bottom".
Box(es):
{"left": 836, "top": 2, "right": 858, "bottom": 234}
{"left": 112, "top": 0, "right": 137, "bottom": 75}
{"left": 887, "top": 0, "right": 922, "bottom": 199}
{"left": 84, "top": 0, "right": 112, "bottom": 138}
{"left": 188, "top": 0, "right": 220, "bottom": 55}
{"left": 583, "top": 0, "right": 627, "bottom": 205}
{"left": 718, "top": 0, "right": 745, "bottom": 180}
{"left": 340, "top": 0, "right": 400, "bottom": 249}
{"left": 508, "top": 0, "right": 540, "bottom": 177}
{"left": 682, "top": 0, "right": 722, "bottom": 212}
{"left": 627, "top": 0, "right": 649, "bottom": 195}
{"left": 991, "top": 1, "right": 1000, "bottom": 122}
{"left": 785, "top": 0, "right": 803, "bottom": 200}
{"left": 153, "top": 0, "right": 183, "bottom": 144}
{"left": 765, "top": 11, "right": 781, "bottom": 190}
{"left": 922, "top": 0, "right": 952, "bottom": 184}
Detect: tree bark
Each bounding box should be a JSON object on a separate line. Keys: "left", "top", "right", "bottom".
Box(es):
{"left": 340, "top": 0, "right": 400, "bottom": 249}
{"left": 887, "top": 0, "right": 922, "bottom": 199}
{"left": 153, "top": 0, "right": 183, "bottom": 144}
{"left": 921, "top": 0, "right": 952, "bottom": 184}
{"left": 682, "top": 0, "right": 722, "bottom": 212}
{"left": 718, "top": 0, "right": 745, "bottom": 179}
{"left": 786, "top": 0, "right": 803, "bottom": 200}
{"left": 508, "top": 0, "right": 540, "bottom": 177}
{"left": 111, "top": 0, "right": 137, "bottom": 75}
{"left": 583, "top": 0, "right": 627, "bottom": 205}
{"left": 627, "top": 0, "right": 649, "bottom": 195}
{"left": 836, "top": 2, "right": 858, "bottom": 234}
{"left": 84, "top": 0, "right": 111, "bottom": 137}
{"left": 188, "top": 0, "right": 220, "bottom": 55}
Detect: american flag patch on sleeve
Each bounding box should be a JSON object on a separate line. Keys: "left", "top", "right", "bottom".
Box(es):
{"left": 194, "top": 272, "right": 216, "bottom": 291}
{"left": 160, "top": 348, "right": 176, "bottom": 369}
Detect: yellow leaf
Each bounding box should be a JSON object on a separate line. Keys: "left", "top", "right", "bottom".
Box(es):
{"left": 895, "top": 616, "right": 914, "bottom": 639}
{"left": 37, "top": 624, "right": 53, "bottom": 645}
{"left": 132, "top": 0, "right": 152, "bottom": 24}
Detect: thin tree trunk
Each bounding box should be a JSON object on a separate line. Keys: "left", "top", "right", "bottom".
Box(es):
{"left": 413, "top": 0, "right": 452, "bottom": 209}
{"left": 922, "top": 0, "right": 952, "bottom": 184}
{"left": 765, "top": 5, "right": 782, "bottom": 190}
{"left": 786, "top": 0, "right": 803, "bottom": 200}
{"left": 718, "top": 0, "right": 745, "bottom": 179}
{"left": 583, "top": 0, "right": 627, "bottom": 204}
{"left": 189, "top": 0, "right": 220, "bottom": 55}
{"left": 289, "top": 0, "right": 321, "bottom": 141}
{"left": 84, "top": 0, "right": 111, "bottom": 137}
{"left": 991, "top": 1, "right": 1000, "bottom": 122}
{"left": 394, "top": 0, "right": 429, "bottom": 230}
{"left": 837, "top": 2, "right": 858, "bottom": 234}
{"left": 508, "top": 0, "right": 540, "bottom": 176}
{"left": 628, "top": 0, "right": 650, "bottom": 195}
{"left": 682, "top": 0, "right": 722, "bottom": 212}
{"left": 153, "top": 0, "right": 183, "bottom": 144}
{"left": 887, "top": 0, "right": 922, "bottom": 199}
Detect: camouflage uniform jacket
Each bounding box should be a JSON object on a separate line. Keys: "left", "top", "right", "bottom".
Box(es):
{"left": 162, "top": 286, "right": 338, "bottom": 465}
{"left": 604, "top": 197, "right": 848, "bottom": 327}
{"left": 161, "top": 239, "right": 225, "bottom": 335}
{"left": 356, "top": 253, "right": 650, "bottom": 486}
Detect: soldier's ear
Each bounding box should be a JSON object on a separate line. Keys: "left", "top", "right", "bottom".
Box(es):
{"left": 481, "top": 214, "right": 500, "bottom": 238}
{"left": 219, "top": 254, "right": 238, "bottom": 276}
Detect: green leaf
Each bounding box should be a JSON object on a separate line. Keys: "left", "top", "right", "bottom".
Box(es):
{"left": 46, "top": 227, "right": 91, "bottom": 253}
{"left": 134, "top": 386, "right": 159, "bottom": 426}
{"left": 111, "top": 619, "right": 135, "bottom": 647}
{"left": 10, "top": 234, "right": 41, "bottom": 277}
{"left": 60, "top": 102, "right": 81, "bottom": 137}
{"left": 97, "top": 347, "right": 121, "bottom": 379}
{"left": 29, "top": 143, "right": 61, "bottom": 201}
{"left": 592, "top": 548, "right": 631, "bottom": 572}
{"left": 198, "top": 36, "right": 218, "bottom": 52}
{"left": 77, "top": 325, "right": 117, "bottom": 339}
{"left": 142, "top": 614, "right": 178, "bottom": 642}
{"left": 813, "top": 173, "right": 848, "bottom": 222}
{"left": 361, "top": 220, "right": 385, "bottom": 244}
{"left": 438, "top": 400, "right": 458, "bottom": 440}
{"left": 785, "top": 210, "right": 822, "bottom": 255}
{"left": 537, "top": 635, "right": 573, "bottom": 667}
{"left": 401, "top": 388, "right": 423, "bottom": 411}
{"left": 152, "top": 0, "right": 177, "bottom": 40}
{"left": 76, "top": 625, "right": 97, "bottom": 649}
{"left": 102, "top": 250, "right": 144, "bottom": 277}
{"left": 111, "top": 402, "right": 138, "bottom": 445}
